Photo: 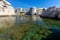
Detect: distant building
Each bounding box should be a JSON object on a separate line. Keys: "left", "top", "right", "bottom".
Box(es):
{"left": 15, "top": 8, "right": 25, "bottom": 16}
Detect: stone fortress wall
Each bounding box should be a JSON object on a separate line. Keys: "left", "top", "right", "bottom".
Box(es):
{"left": 0, "top": 0, "right": 60, "bottom": 19}
{"left": 15, "top": 6, "right": 60, "bottom": 19}
{"left": 0, "top": 0, "right": 15, "bottom": 16}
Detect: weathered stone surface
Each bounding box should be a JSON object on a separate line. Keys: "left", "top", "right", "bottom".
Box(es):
{"left": 0, "top": 0, "right": 15, "bottom": 16}
{"left": 26, "top": 7, "right": 37, "bottom": 15}
{"left": 37, "top": 8, "right": 45, "bottom": 15}
{"left": 41, "top": 6, "right": 60, "bottom": 19}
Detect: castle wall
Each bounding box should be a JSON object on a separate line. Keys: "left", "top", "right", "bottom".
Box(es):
{"left": 0, "top": 0, "right": 15, "bottom": 16}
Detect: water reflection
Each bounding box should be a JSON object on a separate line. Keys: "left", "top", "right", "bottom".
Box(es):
{"left": 29, "top": 15, "right": 47, "bottom": 28}
{"left": 14, "top": 15, "right": 60, "bottom": 28}
{"left": 0, "top": 15, "right": 60, "bottom": 40}
{"left": 0, "top": 15, "right": 60, "bottom": 28}
{"left": 13, "top": 15, "right": 48, "bottom": 29}
{"left": 14, "top": 15, "right": 46, "bottom": 24}
{"left": 14, "top": 16, "right": 30, "bottom": 24}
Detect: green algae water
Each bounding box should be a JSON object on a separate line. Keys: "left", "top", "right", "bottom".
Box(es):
{"left": 0, "top": 16, "right": 60, "bottom": 40}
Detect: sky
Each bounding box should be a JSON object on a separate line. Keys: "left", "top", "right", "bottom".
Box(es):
{"left": 7, "top": 0, "right": 60, "bottom": 8}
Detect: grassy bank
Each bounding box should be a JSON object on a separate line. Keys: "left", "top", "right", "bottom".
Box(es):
{"left": 0, "top": 22, "right": 52, "bottom": 40}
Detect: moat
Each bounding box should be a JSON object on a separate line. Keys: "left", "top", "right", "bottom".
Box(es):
{"left": 0, "top": 16, "right": 60, "bottom": 28}
{"left": 0, "top": 16, "right": 60, "bottom": 40}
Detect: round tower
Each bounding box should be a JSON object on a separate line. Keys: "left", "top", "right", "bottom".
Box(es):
{"left": 30, "top": 7, "right": 37, "bottom": 15}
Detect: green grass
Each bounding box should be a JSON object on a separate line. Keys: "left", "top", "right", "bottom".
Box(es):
{"left": 0, "top": 18, "right": 60, "bottom": 40}
{"left": 42, "top": 18, "right": 60, "bottom": 27}
{"left": 0, "top": 22, "right": 12, "bottom": 34}
{"left": 0, "top": 22, "right": 52, "bottom": 40}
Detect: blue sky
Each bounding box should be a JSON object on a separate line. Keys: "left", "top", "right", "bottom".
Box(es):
{"left": 7, "top": 0, "right": 60, "bottom": 8}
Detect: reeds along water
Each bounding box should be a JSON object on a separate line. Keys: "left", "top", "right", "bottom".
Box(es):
{"left": 0, "top": 17, "right": 15, "bottom": 28}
